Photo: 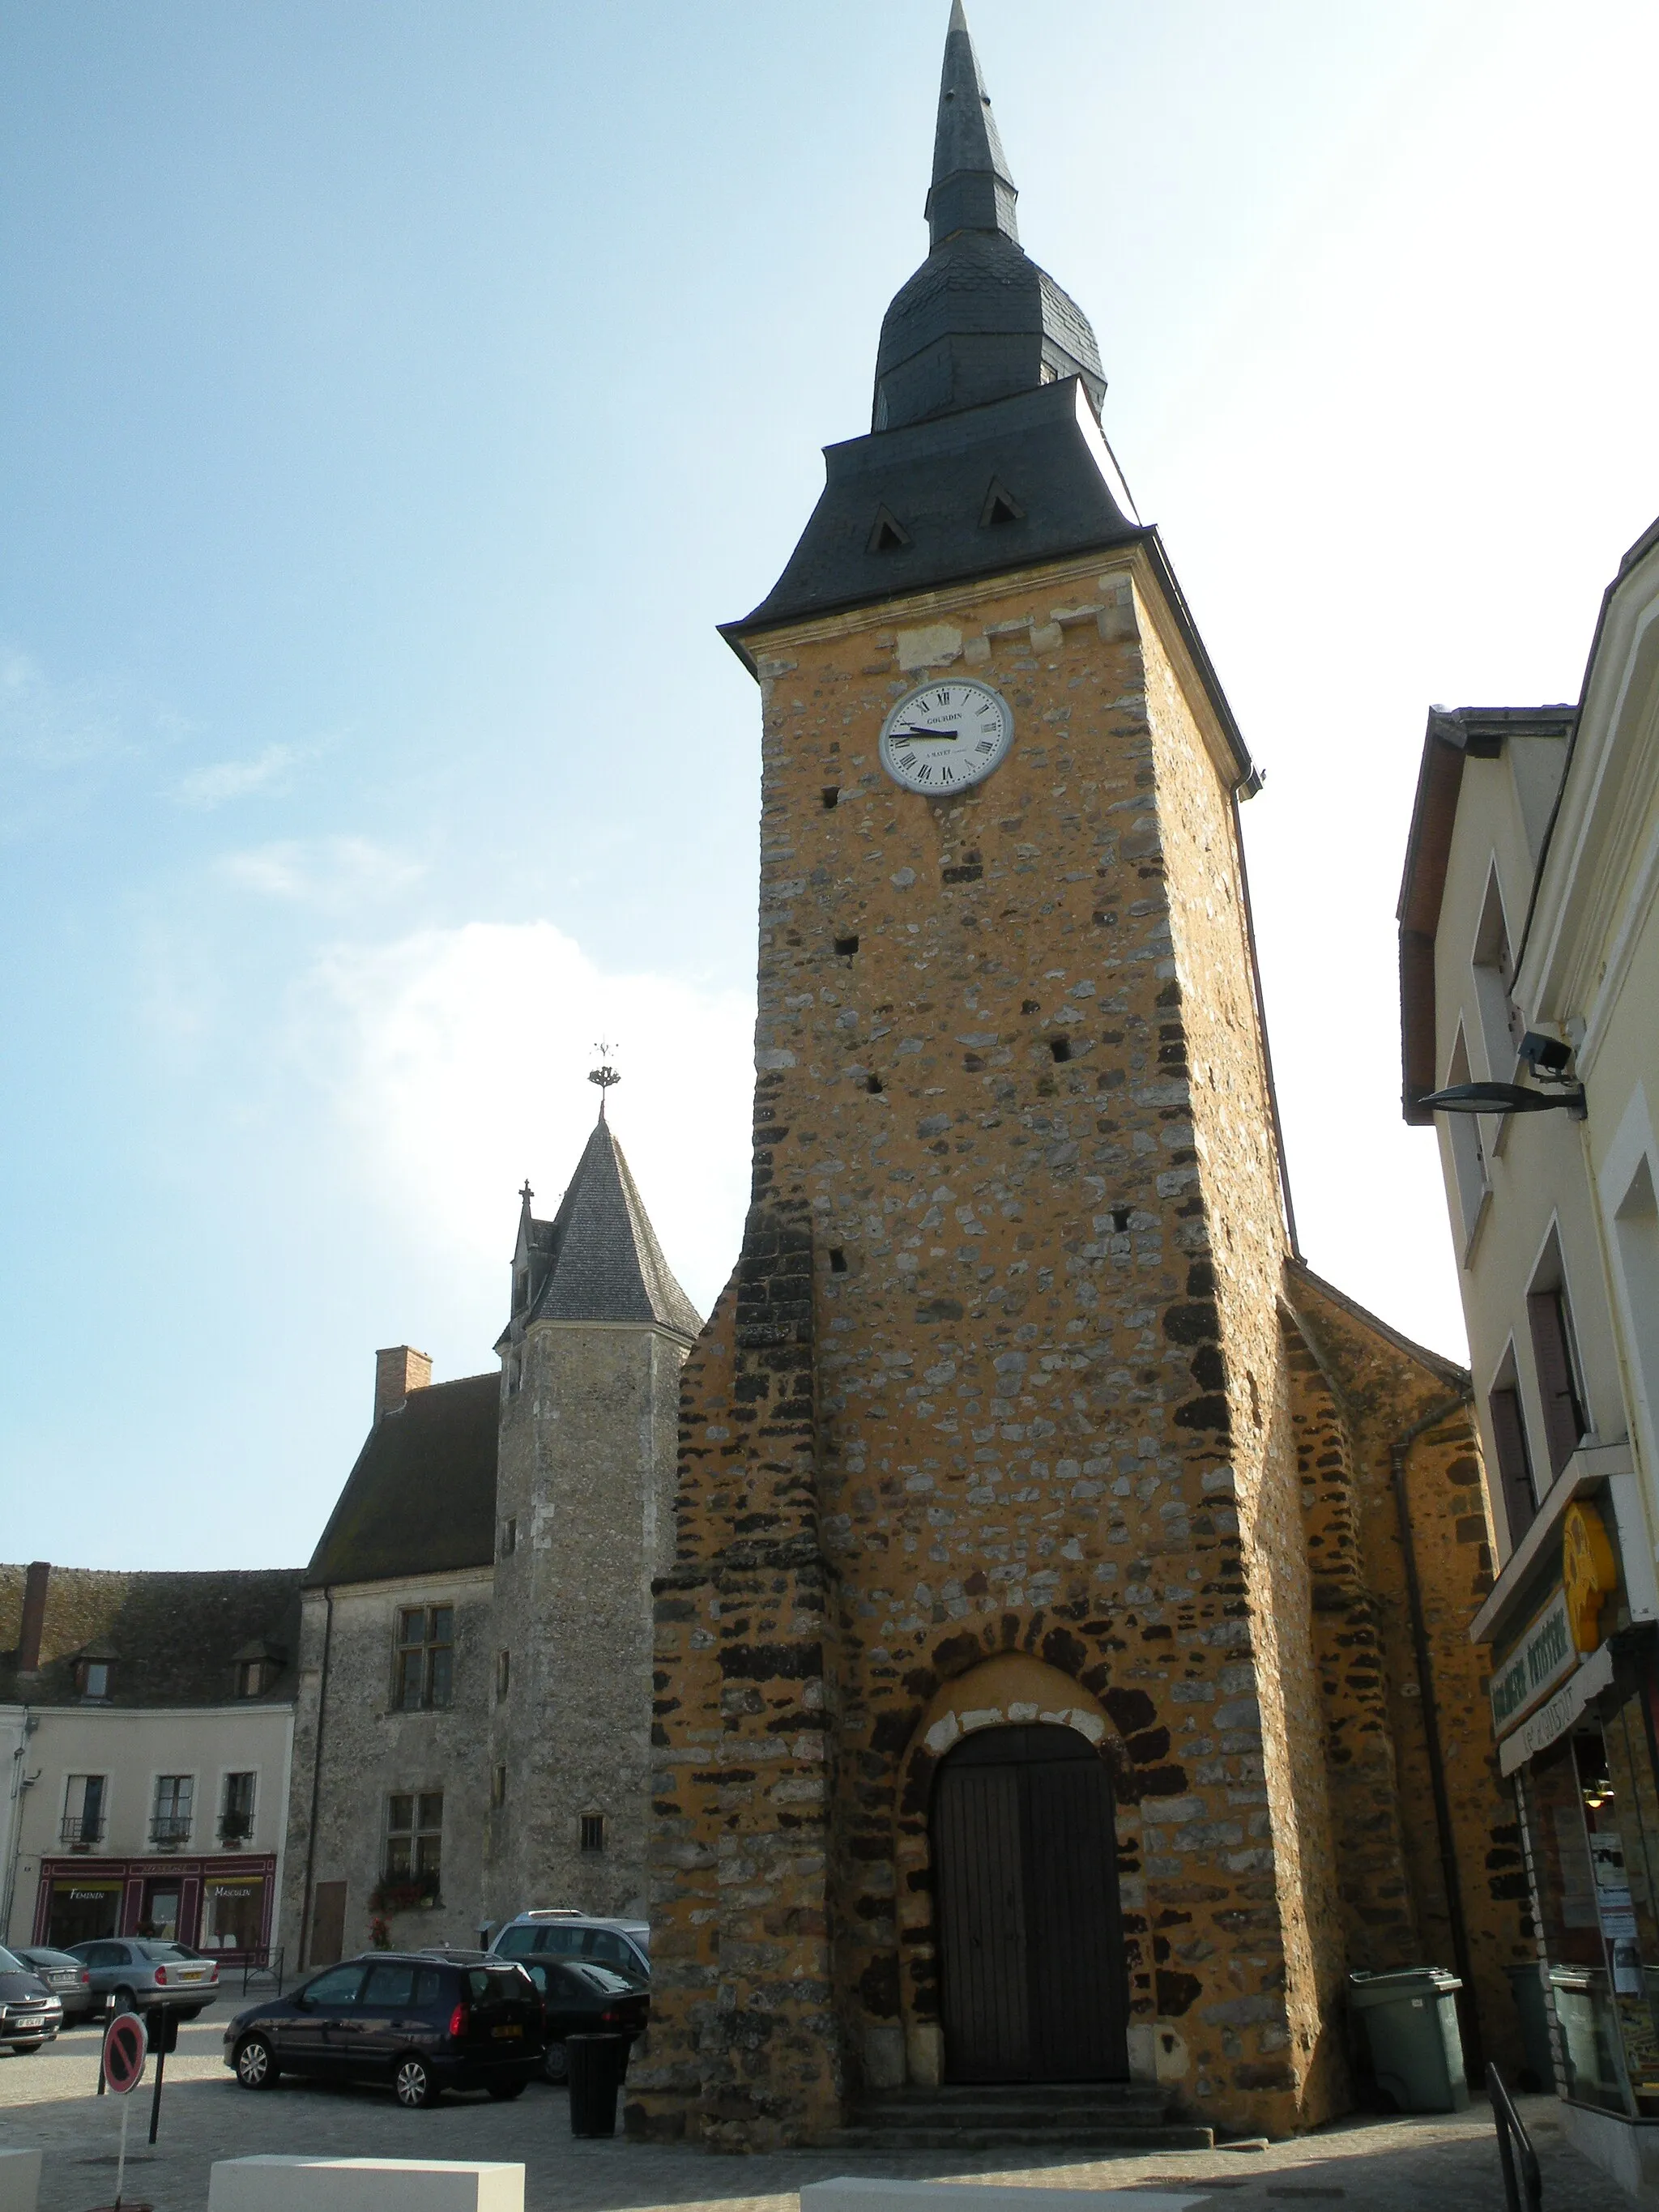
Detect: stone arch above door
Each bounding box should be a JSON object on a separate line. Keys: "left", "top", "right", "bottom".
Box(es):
{"left": 918, "top": 1653, "right": 1113, "bottom": 1758}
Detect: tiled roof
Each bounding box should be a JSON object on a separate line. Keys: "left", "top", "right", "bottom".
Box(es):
{"left": 0, "top": 1565, "right": 302, "bottom": 1708}
{"left": 304, "top": 1371, "right": 499, "bottom": 1589}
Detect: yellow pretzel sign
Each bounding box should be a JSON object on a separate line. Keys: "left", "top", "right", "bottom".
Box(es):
{"left": 1563, "top": 1499, "right": 1618, "bottom": 1653}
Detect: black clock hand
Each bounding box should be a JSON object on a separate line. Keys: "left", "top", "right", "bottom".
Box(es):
{"left": 898, "top": 726, "right": 959, "bottom": 740}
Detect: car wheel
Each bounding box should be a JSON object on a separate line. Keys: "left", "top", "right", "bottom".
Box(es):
{"left": 487, "top": 2079, "right": 527, "bottom": 2101}
{"left": 175, "top": 2007, "right": 204, "bottom": 2022}
{"left": 111, "top": 1987, "right": 139, "bottom": 2016}
{"left": 234, "top": 2035, "right": 280, "bottom": 2091}
{"left": 13, "top": 2045, "right": 40, "bottom": 2057}
{"left": 543, "top": 2042, "right": 569, "bottom": 2084}
{"left": 394, "top": 2056, "right": 439, "bottom": 2109}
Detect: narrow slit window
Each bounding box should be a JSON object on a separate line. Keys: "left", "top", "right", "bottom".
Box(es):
{"left": 829, "top": 1248, "right": 848, "bottom": 1275}
{"left": 835, "top": 935, "right": 859, "bottom": 957}
{"left": 864, "top": 1073, "right": 884, "bottom": 1095}
{"left": 580, "top": 1812, "right": 606, "bottom": 1854}
{"left": 1048, "top": 1037, "right": 1072, "bottom": 1063}
{"left": 821, "top": 786, "right": 840, "bottom": 810}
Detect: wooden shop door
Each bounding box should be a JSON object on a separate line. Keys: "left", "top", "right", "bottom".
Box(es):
{"left": 932, "top": 1723, "right": 1128, "bottom": 2082}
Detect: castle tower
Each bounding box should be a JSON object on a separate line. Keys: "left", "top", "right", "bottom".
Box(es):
{"left": 485, "top": 1101, "right": 701, "bottom": 1926}
{"left": 633, "top": 3, "right": 1519, "bottom": 2150}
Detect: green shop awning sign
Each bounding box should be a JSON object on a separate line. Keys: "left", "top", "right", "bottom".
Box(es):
{"left": 1491, "top": 1587, "right": 1577, "bottom": 1737}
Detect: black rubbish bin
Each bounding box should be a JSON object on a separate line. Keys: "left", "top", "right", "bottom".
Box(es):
{"left": 567, "top": 2034, "right": 625, "bottom": 2137}
{"left": 1504, "top": 1962, "right": 1555, "bottom": 2092}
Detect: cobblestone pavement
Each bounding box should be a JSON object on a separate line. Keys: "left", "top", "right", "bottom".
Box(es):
{"left": 0, "top": 2005, "right": 1618, "bottom": 2212}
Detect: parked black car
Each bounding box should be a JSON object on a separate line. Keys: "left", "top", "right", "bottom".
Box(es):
{"left": 518, "top": 1957, "right": 648, "bottom": 2083}
{"left": 11, "top": 1945, "right": 97, "bottom": 2024}
{"left": 0, "top": 1946, "right": 62, "bottom": 2054}
{"left": 224, "top": 1952, "right": 543, "bottom": 2108}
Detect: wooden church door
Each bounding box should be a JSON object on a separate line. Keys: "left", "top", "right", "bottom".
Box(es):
{"left": 932, "top": 1722, "right": 1128, "bottom": 2082}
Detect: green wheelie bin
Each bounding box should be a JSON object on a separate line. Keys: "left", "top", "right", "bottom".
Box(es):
{"left": 1348, "top": 1968, "right": 1470, "bottom": 2112}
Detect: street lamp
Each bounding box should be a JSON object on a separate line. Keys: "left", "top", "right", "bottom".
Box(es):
{"left": 1418, "top": 1034, "right": 1586, "bottom": 1120}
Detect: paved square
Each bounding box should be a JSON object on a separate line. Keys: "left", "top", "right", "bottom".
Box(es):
{"left": 0, "top": 2005, "right": 1618, "bottom": 2212}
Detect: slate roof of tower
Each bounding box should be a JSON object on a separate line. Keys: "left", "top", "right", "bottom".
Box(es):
{"left": 0, "top": 1563, "right": 302, "bottom": 1707}
{"left": 725, "top": 3, "right": 1137, "bottom": 648}
{"left": 517, "top": 1119, "right": 702, "bottom": 1340}
{"left": 304, "top": 1372, "right": 499, "bottom": 1588}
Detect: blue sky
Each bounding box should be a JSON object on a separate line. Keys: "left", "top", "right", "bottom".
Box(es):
{"left": 6, "top": 1, "right": 1659, "bottom": 1569}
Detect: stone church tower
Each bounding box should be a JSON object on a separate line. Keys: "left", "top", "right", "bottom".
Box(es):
{"left": 484, "top": 1106, "right": 701, "bottom": 1927}
{"left": 633, "top": 2, "right": 1525, "bottom": 2152}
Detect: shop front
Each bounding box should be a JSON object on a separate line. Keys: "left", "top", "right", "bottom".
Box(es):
{"left": 32, "top": 1854, "right": 276, "bottom": 1960}
{"left": 1491, "top": 1498, "right": 1659, "bottom": 2197}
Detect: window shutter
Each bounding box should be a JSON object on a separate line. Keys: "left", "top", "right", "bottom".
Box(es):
{"left": 1488, "top": 1386, "right": 1537, "bottom": 1544}
{"left": 1528, "top": 1287, "right": 1588, "bottom": 1480}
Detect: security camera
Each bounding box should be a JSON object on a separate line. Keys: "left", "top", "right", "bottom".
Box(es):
{"left": 1519, "top": 1031, "right": 1572, "bottom": 1077}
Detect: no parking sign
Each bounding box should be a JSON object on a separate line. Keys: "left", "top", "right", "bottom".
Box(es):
{"left": 102, "top": 2011, "right": 146, "bottom": 2095}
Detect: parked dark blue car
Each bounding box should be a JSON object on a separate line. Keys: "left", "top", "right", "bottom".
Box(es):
{"left": 223, "top": 1953, "right": 542, "bottom": 2108}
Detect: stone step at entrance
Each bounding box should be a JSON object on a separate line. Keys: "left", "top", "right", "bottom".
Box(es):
{"left": 828, "top": 2081, "right": 1213, "bottom": 2154}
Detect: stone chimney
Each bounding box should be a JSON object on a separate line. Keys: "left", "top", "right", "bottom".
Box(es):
{"left": 374, "top": 1346, "right": 433, "bottom": 1423}
{"left": 17, "top": 1561, "right": 49, "bottom": 1673}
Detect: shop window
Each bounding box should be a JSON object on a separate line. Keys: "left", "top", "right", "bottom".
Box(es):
{"left": 384, "top": 1792, "right": 443, "bottom": 1898}
{"left": 61, "top": 1774, "right": 106, "bottom": 1850}
{"left": 203, "top": 1875, "right": 266, "bottom": 1954}
{"left": 1613, "top": 1154, "right": 1659, "bottom": 1468}
{"left": 151, "top": 1775, "right": 194, "bottom": 1848}
{"left": 580, "top": 1811, "right": 605, "bottom": 1854}
{"left": 394, "top": 1605, "right": 454, "bottom": 1711}
{"left": 1517, "top": 1701, "right": 1659, "bottom": 2116}
{"left": 1444, "top": 1029, "right": 1489, "bottom": 1250}
{"left": 1486, "top": 1349, "right": 1538, "bottom": 1551}
{"left": 1527, "top": 1234, "right": 1590, "bottom": 1480}
{"left": 46, "top": 1879, "right": 121, "bottom": 1948}
{"left": 220, "top": 1771, "right": 257, "bottom": 1845}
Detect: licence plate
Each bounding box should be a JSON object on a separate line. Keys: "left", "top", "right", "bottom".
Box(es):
{"left": 491, "top": 2024, "right": 522, "bottom": 2039}
{"left": 179, "top": 1969, "right": 207, "bottom": 1982}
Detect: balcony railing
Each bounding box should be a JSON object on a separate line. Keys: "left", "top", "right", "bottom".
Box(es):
{"left": 150, "top": 1815, "right": 193, "bottom": 1848}
{"left": 59, "top": 1816, "right": 105, "bottom": 1850}
{"left": 218, "top": 1812, "right": 254, "bottom": 1846}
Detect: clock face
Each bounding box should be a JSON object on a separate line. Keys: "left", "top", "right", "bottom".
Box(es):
{"left": 878, "top": 679, "right": 1013, "bottom": 795}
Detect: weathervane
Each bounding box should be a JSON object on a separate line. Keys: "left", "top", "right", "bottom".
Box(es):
{"left": 588, "top": 1040, "right": 621, "bottom": 1116}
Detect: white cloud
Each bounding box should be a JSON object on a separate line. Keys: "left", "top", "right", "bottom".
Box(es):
{"left": 305, "top": 919, "right": 755, "bottom": 1318}
{"left": 173, "top": 742, "right": 305, "bottom": 809}
{"left": 215, "top": 836, "right": 422, "bottom": 906}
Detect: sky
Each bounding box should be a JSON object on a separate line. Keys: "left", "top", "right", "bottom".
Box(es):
{"left": 5, "top": 1, "right": 1659, "bottom": 1571}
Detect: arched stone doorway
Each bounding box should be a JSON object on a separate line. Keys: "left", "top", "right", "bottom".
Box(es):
{"left": 932, "top": 1722, "right": 1128, "bottom": 2083}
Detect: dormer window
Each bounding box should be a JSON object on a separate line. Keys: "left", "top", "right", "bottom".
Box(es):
{"left": 76, "top": 1658, "right": 112, "bottom": 1701}
{"left": 237, "top": 1660, "right": 275, "bottom": 1697}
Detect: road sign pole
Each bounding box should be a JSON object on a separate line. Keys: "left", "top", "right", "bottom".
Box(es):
{"left": 113, "top": 2093, "right": 130, "bottom": 2212}
{"left": 147, "top": 2039, "right": 166, "bottom": 2146}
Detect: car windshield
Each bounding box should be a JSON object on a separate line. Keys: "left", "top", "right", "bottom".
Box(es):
{"left": 0, "top": 1947, "right": 24, "bottom": 1972}
{"left": 132, "top": 1941, "right": 194, "bottom": 1962}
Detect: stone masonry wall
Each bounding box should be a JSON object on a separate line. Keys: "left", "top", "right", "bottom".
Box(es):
{"left": 485, "top": 1321, "right": 686, "bottom": 1928}
{"left": 1284, "top": 1267, "right": 1528, "bottom": 2078}
{"left": 634, "top": 546, "right": 1357, "bottom": 2144}
{"left": 279, "top": 1568, "right": 493, "bottom": 1966}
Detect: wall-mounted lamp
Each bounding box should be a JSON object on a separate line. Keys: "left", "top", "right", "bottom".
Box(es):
{"left": 1418, "top": 1079, "right": 1586, "bottom": 1120}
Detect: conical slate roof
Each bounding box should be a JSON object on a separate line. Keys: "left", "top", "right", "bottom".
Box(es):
{"left": 518, "top": 1119, "right": 702, "bottom": 1340}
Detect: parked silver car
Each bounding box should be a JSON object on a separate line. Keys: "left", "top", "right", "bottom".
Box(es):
{"left": 488, "top": 1909, "right": 649, "bottom": 1984}
{"left": 11, "top": 1945, "right": 96, "bottom": 2024}
{"left": 0, "top": 1946, "right": 62, "bottom": 2053}
{"left": 65, "top": 1937, "right": 220, "bottom": 2016}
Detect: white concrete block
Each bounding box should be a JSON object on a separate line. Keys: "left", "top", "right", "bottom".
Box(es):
{"left": 208, "top": 2159, "right": 524, "bottom": 2212}
{"left": 802, "top": 2183, "right": 1207, "bottom": 2212}
{"left": 0, "top": 2150, "right": 41, "bottom": 2212}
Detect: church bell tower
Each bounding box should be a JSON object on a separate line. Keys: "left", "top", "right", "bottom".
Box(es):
{"left": 629, "top": 1, "right": 1514, "bottom": 2153}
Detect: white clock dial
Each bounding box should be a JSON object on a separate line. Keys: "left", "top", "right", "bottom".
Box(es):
{"left": 878, "top": 678, "right": 1013, "bottom": 795}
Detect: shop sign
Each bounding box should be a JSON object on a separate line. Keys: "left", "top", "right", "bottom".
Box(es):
{"left": 1491, "top": 1588, "right": 1578, "bottom": 1737}
{"left": 1563, "top": 1498, "right": 1618, "bottom": 1652}
{"left": 1499, "top": 1643, "right": 1615, "bottom": 1775}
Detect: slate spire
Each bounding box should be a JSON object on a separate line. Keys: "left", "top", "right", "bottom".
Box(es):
{"left": 927, "top": 0, "right": 1018, "bottom": 249}
{"left": 499, "top": 1115, "right": 702, "bottom": 1345}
